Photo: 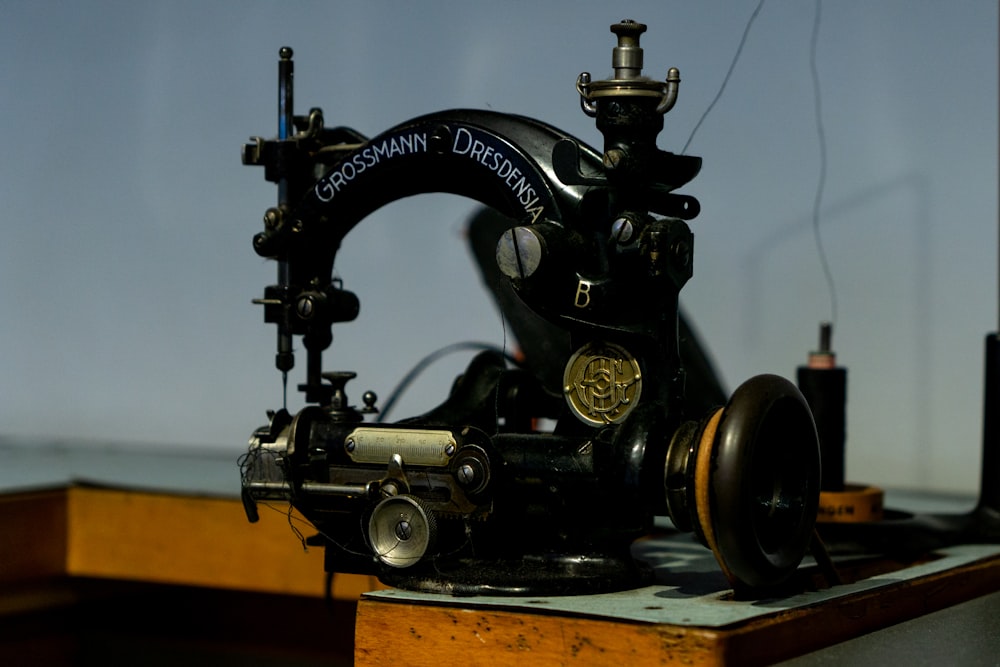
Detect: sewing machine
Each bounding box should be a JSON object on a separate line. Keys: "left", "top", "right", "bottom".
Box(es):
{"left": 238, "top": 20, "right": 829, "bottom": 596}
{"left": 236, "top": 18, "right": 1000, "bottom": 662}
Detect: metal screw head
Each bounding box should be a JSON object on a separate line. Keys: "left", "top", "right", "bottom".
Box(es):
{"left": 380, "top": 481, "right": 399, "bottom": 498}
{"left": 611, "top": 217, "right": 634, "bottom": 244}
{"left": 457, "top": 464, "right": 476, "bottom": 486}
{"left": 345, "top": 438, "right": 356, "bottom": 453}
{"left": 445, "top": 443, "right": 456, "bottom": 457}
{"left": 394, "top": 520, "right": 412, "bottom": 541}
{"left": 496, "top": 227, "right": 543, "bottom": 280}
{"left": 296, "top": 295, "right": 315, "bottom": 319}
{"left": 263, "top": 207, "right": 281, "bottom": 229}
{"left": 603, "top": 148, "right": 627, "bottom": 171}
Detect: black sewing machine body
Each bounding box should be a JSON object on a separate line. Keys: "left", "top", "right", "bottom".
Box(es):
{"left": 241, "top": 23, "right": 822, "bottom": 596}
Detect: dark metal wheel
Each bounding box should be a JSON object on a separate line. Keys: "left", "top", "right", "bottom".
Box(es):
{"left": 694, "top": 374, "right": 821, "bottom": 589}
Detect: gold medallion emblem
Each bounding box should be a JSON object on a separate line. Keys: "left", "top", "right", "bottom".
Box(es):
{"left": 563, "top": 341, "right": 642, "bottom": 425}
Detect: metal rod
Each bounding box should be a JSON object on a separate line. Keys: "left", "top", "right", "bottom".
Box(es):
{"left": 274, "top": 47, "right": 295, "bottom": 393}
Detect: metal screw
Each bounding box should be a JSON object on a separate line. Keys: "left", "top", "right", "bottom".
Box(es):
{"left": 345, "top": 438, "right": 355, "bottom": 453}
{"left": 263, "top": 207, "right": 280, "bottom": 229}
{"left": 457, "top": 464, "right": 476, "bottom": 486}
{"left": 296, "top": 295, "right": 315, "bottom": 319}
{"left": 496, "top": 227, "right": 543, "bottom": 280}
{"left": 394, "top": 520, "right": 412, "bottom": 541}
{"left": 603, "top": 148, "right": 626, "bottom": 171}
{"left": 611, "top": 217, "right": 634, "bottom": 244}
{"left": 380, "top": 481, "right": 399, "bottom": 498}
{"left": 445, "top": 443, "right": 456, "bottom": 457}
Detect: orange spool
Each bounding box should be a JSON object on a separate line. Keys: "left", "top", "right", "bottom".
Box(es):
{"left": 816, "top": 484, "right": 884, "bottom": 523}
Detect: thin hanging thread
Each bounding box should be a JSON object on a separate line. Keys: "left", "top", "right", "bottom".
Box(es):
{"left": 810, "top": 0, "right": 838, "bottom": 325}
{"left": 681, "top": 0, "right": 766, "bottom": 155}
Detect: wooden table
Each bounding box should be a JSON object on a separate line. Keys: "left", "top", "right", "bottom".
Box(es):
{"left": 0, "top": 484, "right": 378, "bottom": 665}
{"left": 352, "top": 538, "right": 1000, "bottom": 666}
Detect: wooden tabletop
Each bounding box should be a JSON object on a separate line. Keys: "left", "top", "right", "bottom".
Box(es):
{"left": 0, "top": 484, "right": 380, "bottom": 600}
{"left": 353, "top": 540, "right": 1000, "bottom": 666}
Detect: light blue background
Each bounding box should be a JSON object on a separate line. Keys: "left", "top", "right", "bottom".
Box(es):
{"left": 1, "top": 2, "right": 995, "bottom": 493}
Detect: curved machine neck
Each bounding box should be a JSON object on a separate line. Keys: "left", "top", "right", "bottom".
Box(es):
{"left": 245, "top": 51, "right": 702, "bottom": 414}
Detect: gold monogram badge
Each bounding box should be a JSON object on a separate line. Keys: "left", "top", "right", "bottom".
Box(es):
{"left": 564, "top": 341, "right": 642, "bottom": 425}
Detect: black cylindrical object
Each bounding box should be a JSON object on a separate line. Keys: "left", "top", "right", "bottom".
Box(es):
{"left": 979, "top": 332, "right": 1000, "bottom": 512}
{"left": 797, "top": 323, "right": 847, "bottom": 492}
